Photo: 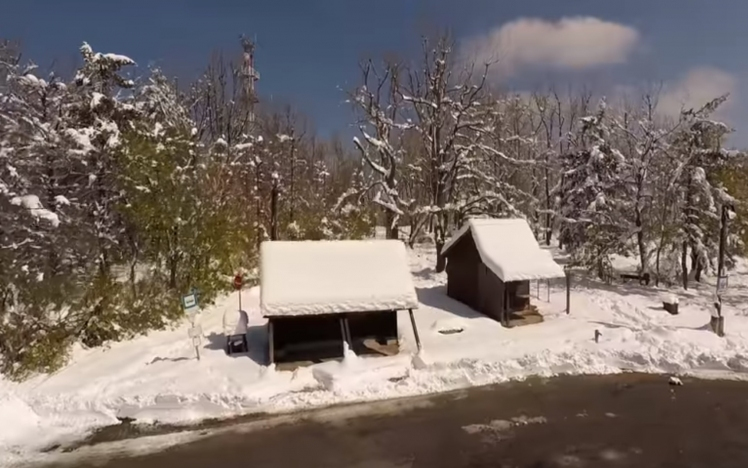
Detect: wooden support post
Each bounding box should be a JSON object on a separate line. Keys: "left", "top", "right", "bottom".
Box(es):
{"left": 340, "top": 318, "right": 349, "bottom": 354}
{"left": 343, "top": 316, "right": 353, "bottom": 347}
{"left": 503, "top": 288, "right": 509, "bottom": 327}
{"left": 408, "top": 309, "right": 422, "bottom": 352}
{"left": 267, "top": 320, "right": 274, "bottom": 365}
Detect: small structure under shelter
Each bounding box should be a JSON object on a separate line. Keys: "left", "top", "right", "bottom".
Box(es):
{"left": 442, "top": 218, "right": 565, "bottom": 327}
{"left": 260, "top": 239, "right": 421, "bottom": 368}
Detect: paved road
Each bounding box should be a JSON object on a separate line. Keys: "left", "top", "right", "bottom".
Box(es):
{"left": 43, "top": 373, "right": 748, "bottom": 468}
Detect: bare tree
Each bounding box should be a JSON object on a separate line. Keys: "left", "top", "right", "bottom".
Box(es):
{"left": 402, "top": 35, "right": 490, "bottom": 271}
{"left": 348, "top": 58, "right": 410, "bottom": 240}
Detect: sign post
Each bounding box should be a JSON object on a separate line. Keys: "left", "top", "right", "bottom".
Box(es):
{"left": 188, "top": 324, "right": 203, "bottom": 361}
{"left": 182, "top": 290, "right": 201, "bottom": 360}
{"left": 717, "top": 275, "right": 729, "bottom": 293}
{"left": 233, "top": 273, "right": 243, "bottom": 312}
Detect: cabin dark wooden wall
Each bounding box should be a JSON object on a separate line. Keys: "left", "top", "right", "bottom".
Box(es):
{"left": 268, "top": 310, "right": 398, "bottom": 364}
{"left": 478, "top": 262, "right": 505, "bottom": 320}
{"left": 445, "top": 233, "right": 481, "bottom": 310}
{"left": 270, "top": 314, "right": 343, "bottom": 363}
{"left": 445, "top": 232, "right": 533, "bottom": 322}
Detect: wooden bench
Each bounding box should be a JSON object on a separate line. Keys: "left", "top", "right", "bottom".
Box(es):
{"left": 620, "top": 272, "right": 651, "bottom": 286}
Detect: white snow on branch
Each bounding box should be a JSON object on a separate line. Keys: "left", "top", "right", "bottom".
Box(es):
{"left": 100, "top": 53, "right": 136, "bottom": 66}
{"left": 64, "top": 128, "right": 95, "bottom": 155}
{"left": 10, "top": 195, "right": 60, "bottom": 227}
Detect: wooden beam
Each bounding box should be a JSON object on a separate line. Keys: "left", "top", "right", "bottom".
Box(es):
{"left": 267, "top": 320, "right": 275, "bottom": 365}
{"left": 408, "top": 309, "right": 422, "bottom": 352}
{"left": 502, "top": 287, "right": 508, "bottom": 327}
{"left": 339, "top": 317, "right": 349, "bottom": 354}
{"left": 343, "top": 317, "right": 353, "bottom": 346}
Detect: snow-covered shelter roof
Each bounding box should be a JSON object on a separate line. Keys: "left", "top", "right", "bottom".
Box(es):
{"left": 442, "top": 218, "right": 565, "bottom": 282}
{"left": 260, "top": 240, "right": 419, "bottom": 317}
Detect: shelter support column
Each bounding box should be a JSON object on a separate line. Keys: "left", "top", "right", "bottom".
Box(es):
{"left": 344, "top": 317, "right": 352, "bottom": 346}
{"left": 408, "top": 309, "right": 422, "bottom": 352}
{"left": 267, "top": 320, "right": 274, "bottom": 365}
{"left": 502, "top": 288, "right": 509, "bottom": 327}
{"left": 340, "top": 317, "right": 352, "bottom": 352}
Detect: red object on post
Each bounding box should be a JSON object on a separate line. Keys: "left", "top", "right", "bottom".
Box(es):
{"left": 234, "top": 273, "right": 243, "bottom": 312}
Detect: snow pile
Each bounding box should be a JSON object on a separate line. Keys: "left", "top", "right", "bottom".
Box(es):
{"left": 4, "top": 243, "right": 748, "bottom": 464}
{"left": 0, "top": 392, "right": 42, "bottom": 446}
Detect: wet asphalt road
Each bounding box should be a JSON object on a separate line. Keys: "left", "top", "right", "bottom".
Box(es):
{"left": 41, "top": 373, "right": 748, "bottom": 468}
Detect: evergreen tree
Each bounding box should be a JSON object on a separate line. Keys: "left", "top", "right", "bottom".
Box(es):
{"left": 557, "top": 101, "right": 628, "bottom": 278}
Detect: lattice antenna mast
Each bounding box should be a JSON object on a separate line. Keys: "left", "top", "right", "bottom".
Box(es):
{"left": 240, "top": 34, "right": 260, "bottom": 130}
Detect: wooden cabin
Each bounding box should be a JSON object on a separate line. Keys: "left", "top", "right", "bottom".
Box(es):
{"left": 442, "top": 218, "right": 565, "bottom": 326}
{"left": 260, "top": 239, "right": 420, "bottom": 367}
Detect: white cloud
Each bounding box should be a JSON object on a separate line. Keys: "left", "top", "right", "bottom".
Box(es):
{"left": 461, "top": 17, "right": 640, "bottom": 78}
{"left": 657, "top": 67, "right": 738, "bottom": 119}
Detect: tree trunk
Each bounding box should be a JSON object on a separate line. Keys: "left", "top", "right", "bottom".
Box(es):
{"left": 544, "top": 161, "right": 553, "bottom": 246}
{"left": 384, "top": 210, "right": 399, "bottom": 240}
{"left": 596, "top": 247, "right": 606, "bottom": 281}
{"left": 654, "top": 245, "right": 662, "bottom": 287}
{"left": 635, "top": 208, "right": 647, "bottom": 274}
{"left": 289, "top": 144, "right": 296, "bottom": 223}
{"left": 255, "top": 163, "right": 263, "bottom": 249}
{"left": 169, "top": 259, "right": 178, "bottom": 290}
{"left": 270, "top": 180, "right": 279, "bottom": 241}
{"left": 681, "top": 241, "right": 688, "bottom": 290}
{"left": 688, "top": 245, "right": 706, "bottom": 283}
{"left": 435, "top": 227, "right": 447, "bottom": 273}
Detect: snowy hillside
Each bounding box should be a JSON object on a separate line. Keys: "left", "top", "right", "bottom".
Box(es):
{"left": 4, "top": 244, "right": 748, "bottom": 465}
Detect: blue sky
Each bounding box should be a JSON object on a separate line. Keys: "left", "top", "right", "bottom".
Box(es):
{"left": 3, "top": 0, "right": 748, "bottom": 144}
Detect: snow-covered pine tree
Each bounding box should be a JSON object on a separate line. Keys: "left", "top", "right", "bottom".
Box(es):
{"left": 65, "top": 43, "right": 137, "bottom": 276}
{"left": 557, "top": 100, "right": 629, "bottom": 278}
{"left": 0, "top": 46, "right": 80, "bottom": 377}
{"left": 59, "top": 42, "right": 139, "bottom": 346}
{"left": 669, "top": 95, "right": 734, "bottom": 288}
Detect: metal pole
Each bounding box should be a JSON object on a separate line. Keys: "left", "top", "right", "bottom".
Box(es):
{"left": 716, "top": 204, "right": 729, "bottom": 336}
{"left": 238, "top": 288, "right": 242, "bottom": 312}
{"left": 191, "top": 315, "right": 201, "bottom": 361}
{"left": 717, "top": 204, "right": 728, "bottom": 284}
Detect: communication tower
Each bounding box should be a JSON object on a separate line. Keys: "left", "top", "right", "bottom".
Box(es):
{"left": 240, "top": 35, "right": 260, "bottom": 127}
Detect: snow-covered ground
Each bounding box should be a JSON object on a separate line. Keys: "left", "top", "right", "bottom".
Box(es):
{"left": 4, "top": 244, "right": 748, "bottom": 466}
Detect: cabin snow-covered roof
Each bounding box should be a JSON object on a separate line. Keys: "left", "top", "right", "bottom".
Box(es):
{"left": 442, "top": 218, "right": 565, "bottom": 282}
{"left": 260, "top": 239, "right": 419, "bottom": 317}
